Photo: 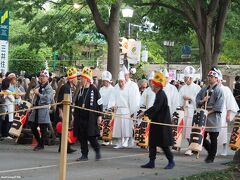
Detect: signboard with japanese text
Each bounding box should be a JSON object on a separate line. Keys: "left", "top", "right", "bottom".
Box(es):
{"left": 0, "top": 40, "right": 9, "bottom": 74}
{"left": 0, "top": 10, "right": 9, "bottom": 41}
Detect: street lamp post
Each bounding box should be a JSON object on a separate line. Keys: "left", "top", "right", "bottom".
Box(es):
{"left": 163, "top": 41, "right": 174, "bottom": 71}
{"left": 122, "top": 6, "right": 134, "bottom": 67}
{"left": 122, "top": 6, "right": 133, "bottom": 38}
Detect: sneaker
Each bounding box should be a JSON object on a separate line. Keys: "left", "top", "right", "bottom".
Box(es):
{"left": 6, "top": 136, "right": 13, "bottom": 140}
{"left": 122, "top": 139, "right": 129, "bottom": 148}
{"left": 141, "top": 161, "right": 155, "bottom": 169}
{"left": 164, "top": 161, "right": 175, "bottom": 169}
{"left": 221, "top": 146, "right": 228, "bottom": 156}
{"left": 102, "top": 141, "right": 110, "bottom": 146}
{"left": 220, "top": 152, "right": 227, "bottom": 156}
{"left": 205, "top": 158, "right": 214, "bottom": 163}
{"left": 185, "top": 149, "right": 193, "bottom": 156}
{"left": 76, "top": 156, "right": 88, "bottom": 161}
{"left": 113, "top": 145, "right": 123, "bottom": 149}
{"left": 128, "top": 138, "right": 135, "bottom": 148}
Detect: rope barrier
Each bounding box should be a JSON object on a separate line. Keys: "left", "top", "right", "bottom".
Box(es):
{"left": 0, "top": 102, "right": 62, "bottom": 116}
{"left": 0, "top": 100, "right": 238, "bottom": 130}
{"left": 70, "top": 104, "right": 239, "bottom": 129}
{"left": 0, "top": 92, "right": 26, "bottom": 96}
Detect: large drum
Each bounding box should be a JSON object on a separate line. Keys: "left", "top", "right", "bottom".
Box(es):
{"left": 229, "top": 113, "right": 240, "bottom": 150}
{"left": 188, "top": 108, "right": 208, "bottom": 152}
{"left": 100, "top": 109, "right": 114, "bottom": 141}
{"left": 9, "top": 101, "right": 32, "bottom": 137}
{"left": 172, "top": 109, "right": 185, "bottom": 149}
{"left": 134, "top": 116, "right": 150, "bottom": 148}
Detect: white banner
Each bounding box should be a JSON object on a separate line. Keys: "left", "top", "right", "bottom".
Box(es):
{"left": 0, "top": 40, "right": 8, "bottom": 74}
{"left": 127, "top": 39, "right": 141, "bottom": 64}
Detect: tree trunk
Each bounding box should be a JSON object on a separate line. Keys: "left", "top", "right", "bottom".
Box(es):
{"left": 198, "top": 30, "right": 223, "bottom": 81}
{"left": 106, "top": 26, "right": 120, "bottom": 83}
{"left": 105, "top": 2, "right": 121, "bottom": 83}
{"left": 86, "top": 0, "right": 121, "bottom": 83}
{"left": 198, "top": 38, "right": 211, "bottom": 81}
{"left": 177, "top": 1, "right": 230, "bottom": 81}
{"left": 197, "top": 8, "right": 225, "bottom": 81}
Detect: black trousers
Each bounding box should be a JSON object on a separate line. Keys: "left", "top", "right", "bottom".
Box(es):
{"left": 0, "top": 115, "right": 4, "bottom": 137}
{"left": 78, "top": 133, "right": 100, "bottom": 157}
{"left": 58, "top": 135, "right": 73, "bottom": 151}
{"left": 149, "top": 145, "right": 174, "bottom": 162}
{"left": 1, "top": 115, "right": 12, "bottom": 137}
{"left": 203, "top": 131, "right": 219, "bottom": 160}
{"left": 30, "top": 122, "right": 48, "bottom": 147}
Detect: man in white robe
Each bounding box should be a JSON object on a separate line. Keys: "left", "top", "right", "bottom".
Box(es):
{"left": 140, "top": 71, "right": 156, "bottom": 109}
{"left": 122, "top": 66, "right": 141, "bottom": 147}
{"left": 179, "top": 66, "right": 201, "bottom": 156}
{"left": 218, "top": 72, "right": 239, "bottom": 156}
{"left": 100, "top": 71, "right": 114, "bottom": 110}
{"left": 161, "top": 68, "right": 180, "bottom": 116}
{"left": 108, "top": 71, "right": 134, "bottom": 148}
{"left": 99, "top": 71, "right": 114, "bottom": 145}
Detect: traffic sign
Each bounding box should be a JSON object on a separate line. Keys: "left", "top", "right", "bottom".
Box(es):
{"left": 181, "top": 45, "right": 191, "bottom": 55}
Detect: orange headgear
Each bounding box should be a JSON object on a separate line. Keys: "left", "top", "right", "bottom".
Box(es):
{"left": 66, "top": 67, "right": 78, "bottom": 80}
{"left": 81, "top": 67, "right": 92, "bottom": 81}
{"left": 151, "top": 71, "right": 167, "bottom": 88}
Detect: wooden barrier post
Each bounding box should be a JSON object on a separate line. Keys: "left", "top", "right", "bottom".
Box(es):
{"left": 59, "top": 94, "right": 70, "bottom": 180}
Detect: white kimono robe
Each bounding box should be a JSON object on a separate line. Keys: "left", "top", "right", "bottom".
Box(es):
{"left": 140, "top": 87, "right": 155, "bottom": 109}
{"left": 218, "top": 85, "right": 239, "bottom": 144}
{"left": 179, "top": 83, "right": 201, "bottom": 139}
{"left": 108, "top": 84, "right": 132, "bottom": 138}
{"left": 125, "top": 80, "right": 140, "bottom": 114}
{"left": 99, "top": 85, "right": 114, "bottom": 110}
{"left": 163, "top": 83, "right": 180, "bottom": 116}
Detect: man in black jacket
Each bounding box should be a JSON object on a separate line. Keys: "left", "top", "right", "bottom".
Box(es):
{"left": 139, "top": 71, "right": 175, "bottom": 170}
{"left": 74, "top": 67, "right": 103, "bottom": 161}
{"left": 57, "top": 67, "right": 79, "bottom": 154}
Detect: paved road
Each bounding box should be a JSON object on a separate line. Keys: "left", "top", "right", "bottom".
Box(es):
{"left": 0, "top": 139, "right": 235, "bottom": 180}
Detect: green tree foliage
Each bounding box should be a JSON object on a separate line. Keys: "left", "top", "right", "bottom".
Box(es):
{"left": 9, "top": 44, "right": 45, "bottom": 74}
{"left": 6, "top": 1, "right": 106, "bottom": 74}
{"left": 2, "top": 0, "right": 240, "bottom": 80}
{"left": 220, "top": 39, "right": 240, "bottom": 64}
{"left": 122, "top": 1, "right": 194, "bottom": 64}
{"left": 127, "top": 0, "right": 232, "bottom": 79}
{"left": 220, "top": 3, "right": 240, "bottom": 64}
